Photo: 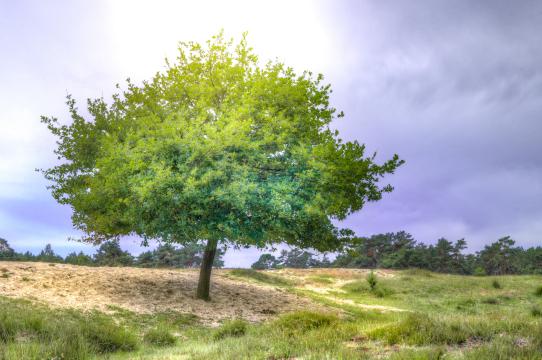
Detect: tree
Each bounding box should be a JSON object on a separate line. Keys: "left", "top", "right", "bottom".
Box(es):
{"left": 93, "top": 241, "right": 134, "bottom": 266}
{"left": 278, "top": 248, "right": 320, "bottom": 268}
{"left": 40, "top": 32, "right": 403, "bottom": 300}
{"left": 251, "top": 253, "right": 280, "bottom": 270}
{"left": 0, "top": 238, "right": 14, "bottom": 259}
{"left": 65, "top": 251, "right": 94, "bottom": 266}
{"left": 36, "top": 244, "right": 63, "bottom": 263}
{"left": 477, "top": 236, "right": 519, "bottom": 275}
{"left": 137, "top": 243, "right": 224, "bottom": 268}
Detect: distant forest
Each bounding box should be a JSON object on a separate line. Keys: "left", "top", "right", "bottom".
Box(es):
{"left": 1, "top": 232, "right": 541, "bottom": 275}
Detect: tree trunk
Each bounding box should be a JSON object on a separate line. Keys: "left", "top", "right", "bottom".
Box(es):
{"left": 196, "top": 238, "right": 218, "bottom": 301}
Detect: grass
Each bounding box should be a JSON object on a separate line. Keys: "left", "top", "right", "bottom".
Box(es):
{"left": 492, "top": 279, "right": 502, "bottom": 289}
{"left": 0, "top": 297, "right": 138, "bottom": 359}
{"left": 213, "top": 319, "right": 248, "bottom": 340}
{"left": 228, "top": 268, "right": 293, "bottom": 287}
{"left": 307, "top": 275, "right": 335, "bottom": 284}
{"left": 143, "top": 327, "right": 177, "bottom": 346}
{"left": 1, "top": 268, "right": 542, "bottom": 359}
{"left": 530, "top": 306, "right": 542, "bottom": 317}
{"left": 272, "top": 311, "right": 338, "bottom": 334}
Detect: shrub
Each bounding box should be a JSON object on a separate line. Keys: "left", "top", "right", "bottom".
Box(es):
{"left": 213, "top": 319, "right": 248, "bottom": 340}
{"left": 366, "top": 271, "right": 378, "bottom": 290}
{"left": 273, "top": 311, "right": 337, "bottom": 334}
{"left": 144, "top": 327, "right": 177, "bottom": 346}
{"left": 473, "top": 267, "right": 487, "bottom": 276}
{"left": 491, "top": 280, "right": 502, "bottom": 289}
{"left": 534, "top": 286, "right": 542, "bottom": 297}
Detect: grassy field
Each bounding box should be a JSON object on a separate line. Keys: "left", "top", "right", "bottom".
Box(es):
{"left": 1, "top": 266, "right": 542, "bottom": 359}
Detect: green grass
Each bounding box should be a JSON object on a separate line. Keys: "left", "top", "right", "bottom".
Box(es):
{"left": 143, "top": 327, "right": 177, "bottom": 346}
{"left": 307, "top": 275, "right": 335, "bottom": 284}
{"left": 228, "top": 268, "right": 293, "bottom": 287}
{"left": 272, "top": 311, "right": 338, "bottom": 333}
{"left": 0, "top": 297, "right": 138, "bottom": 359}
{"left": 213, "top": 319, "right": 248, "bottom": 340}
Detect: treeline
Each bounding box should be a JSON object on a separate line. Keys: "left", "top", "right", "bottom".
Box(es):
{"left": 2, "top": 233, "right": 541, "bottom": 275}
{"left": 0, "top": 238, "right": 224, "bottom": 268}
{"left": 252, "top": 232, "right": 542, "bottom": 275}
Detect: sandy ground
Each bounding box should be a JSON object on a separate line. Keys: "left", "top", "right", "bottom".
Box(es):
{"left": 0, "top": 262, "right": 320, "bottom": 325}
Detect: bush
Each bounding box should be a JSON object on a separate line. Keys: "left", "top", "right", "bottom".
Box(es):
{"left": 534, "top": 286, "right": 542, "bottom": 297}
{"left": 144, "top": 326, "right": 177, "bottom": 346}
{"left": 213, "top": 319, "right": 248, "bottom": 340}
{"left": 273, "top": 311, "right": 337, "bottom": 334}
{"left": 491, "top": 280, "right": 502, "bottom": 289}
{"left": 366, "top": 271, "right": 378, "bottom": 290}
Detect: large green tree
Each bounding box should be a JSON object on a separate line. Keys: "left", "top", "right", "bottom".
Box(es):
{"left": 41, "top": 33, "right": 403, "bottom": 300}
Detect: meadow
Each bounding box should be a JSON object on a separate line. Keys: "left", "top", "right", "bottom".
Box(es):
{"left": 0, "top": 263, "right": 541, "bottom": 359}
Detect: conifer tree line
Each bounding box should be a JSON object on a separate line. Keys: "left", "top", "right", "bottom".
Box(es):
{"left": 0, "top": 238, "right": 224, "bottom": 268}
{"left": 1, "top": 233, "right": 541, "bottom": 275}
{"left": 252, "top": 232, "right": 542, "bottom": 275}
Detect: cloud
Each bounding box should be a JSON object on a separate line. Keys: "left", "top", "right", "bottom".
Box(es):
{"left": 325, "top": 0, "right": 542, "bottom": 249}
{"left": 1, "top": 0, "right": 541, "bottom": 266}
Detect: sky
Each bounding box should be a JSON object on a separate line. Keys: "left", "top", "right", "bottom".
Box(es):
{"left": 0, "top": 0, "right": 541, "bottom": 267}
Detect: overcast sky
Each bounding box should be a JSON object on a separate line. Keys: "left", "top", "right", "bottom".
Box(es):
{"left": 1, "top": 0, "right": 541, "bottom": 266}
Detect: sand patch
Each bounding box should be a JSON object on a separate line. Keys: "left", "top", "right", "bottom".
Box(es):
{"left": 0, "top": 262, "right": 320, "bottom": 326}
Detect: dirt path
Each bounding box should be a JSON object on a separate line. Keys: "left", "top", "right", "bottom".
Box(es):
{"left": 0, "top": 262, "right": 320, "bottom": 325}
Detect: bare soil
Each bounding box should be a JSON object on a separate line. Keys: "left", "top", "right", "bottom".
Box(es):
{"left": 0, "top": 262, "right": 320, "bottom": 325}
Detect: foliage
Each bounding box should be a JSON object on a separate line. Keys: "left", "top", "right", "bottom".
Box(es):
{"left": 491, "top": 279, "right": 502, "bottom": 289}
{"left": 65, "top": 251, "right": 94, "bottom": 266}
{"left": 251, "top": 253, "right": 280, "bottom": 270}
{"left": 0, "top": 238, "right": 14, "bottom": 259}
{"left": 93, "top": 241, "right": 134, "bottom": 266}
{"left": 136, "top": 243, "right": 224, "bottom": 268}
{"left": 36, "top": 244, "right": 63, "bottom": 263}
{"left": 477, "top": 236, "right": 519, "bottom": 275}
{"left": 39, "top": 32, "right": 402, "bottom": 260}
{"left": 333, "top": 232, "right": 542, "bottom": 275}
{"left": 251, "top": 248, "right": 331, "bottom": 269}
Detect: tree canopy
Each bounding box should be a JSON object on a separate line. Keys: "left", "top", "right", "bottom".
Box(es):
{"left": 40, "top": 32, "right": 403, "bottom": 299}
